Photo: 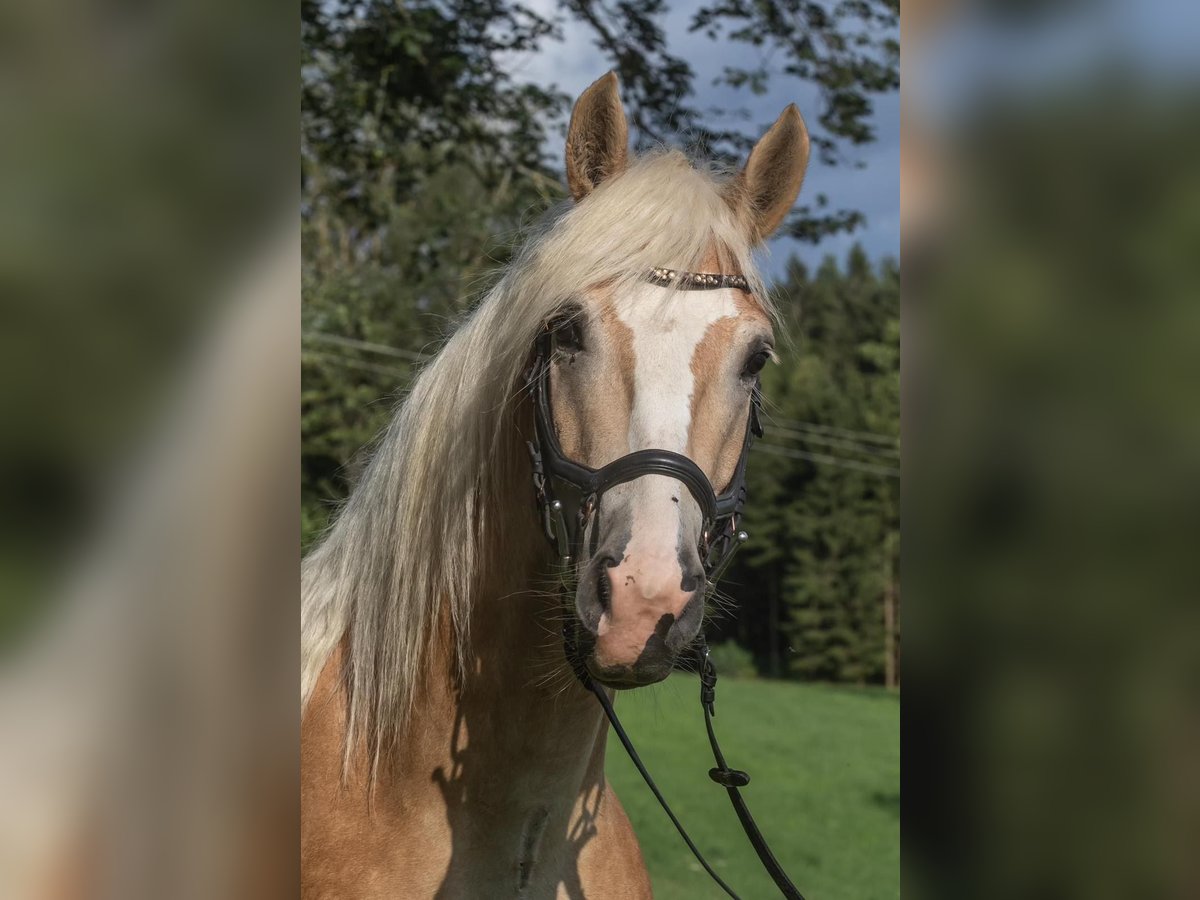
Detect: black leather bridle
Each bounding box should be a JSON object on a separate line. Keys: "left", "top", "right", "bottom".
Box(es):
{"left": 523, "top": 268, "right": 807, "bottom": 900}
{"left": 525, "top": 331, "right": 760, "bottom": 583}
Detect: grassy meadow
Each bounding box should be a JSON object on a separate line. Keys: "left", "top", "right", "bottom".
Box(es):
{"left": 605, "top": 677, "right": 899, "bottom": 900}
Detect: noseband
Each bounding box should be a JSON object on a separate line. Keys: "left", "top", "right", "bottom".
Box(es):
{"left": 522, "top": 268, "right": 807, "bottom": 900}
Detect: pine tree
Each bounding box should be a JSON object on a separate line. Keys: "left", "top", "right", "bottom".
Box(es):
{"left": 721, "top": 247, "right": 899, "bottom": 684}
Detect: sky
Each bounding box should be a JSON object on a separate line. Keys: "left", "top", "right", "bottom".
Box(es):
{"left": 497, "top": 0, "right": 1200, "bottom": 279}
{"left": 503, "top": 0, "right": 901, "bottom": 279}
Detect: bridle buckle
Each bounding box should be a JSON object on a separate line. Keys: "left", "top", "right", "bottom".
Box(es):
{"left": 703, "top": 520, "right": 750, "bottom": 587}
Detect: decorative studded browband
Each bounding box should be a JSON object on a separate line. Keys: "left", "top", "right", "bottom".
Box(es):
{"left": 646, "top": 267, "right": 750, "bottom": 292}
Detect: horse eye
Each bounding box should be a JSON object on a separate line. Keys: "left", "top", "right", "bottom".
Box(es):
{"left": 550, "top": 313, "right": 585, "bottom": 353}
{"left": 743, "top": 349, "right": 771, "bottom": 377}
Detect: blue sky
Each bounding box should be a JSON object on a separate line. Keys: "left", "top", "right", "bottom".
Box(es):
{"left": 503, "top": 1, "right": 900, "bottom": 278}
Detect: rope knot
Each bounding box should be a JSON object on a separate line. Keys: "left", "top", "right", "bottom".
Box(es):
{"left": 708, "top": 767, "right": 751, "bottom": 788}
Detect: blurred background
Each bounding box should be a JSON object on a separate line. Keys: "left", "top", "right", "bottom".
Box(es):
{"left": 0, "top": 0, "right": 297, "bottom": 896}
{"left": 906, "top": 0, "right": 1200, "bottom": 898}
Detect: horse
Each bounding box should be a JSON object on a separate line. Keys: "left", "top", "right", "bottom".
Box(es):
{"left": 301, "top": 71, "right": 810, "bottom": 899}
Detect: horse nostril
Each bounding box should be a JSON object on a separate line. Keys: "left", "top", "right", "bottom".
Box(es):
{"left": 596, "top": 563, "right": 614, "bottom": 612}
{"left": 679, "top": 569, "right": 705, "bottom": 594}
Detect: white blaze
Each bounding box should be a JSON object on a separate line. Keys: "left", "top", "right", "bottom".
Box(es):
{"left": 614, "top": 283, "right": 738, "bottom": 452}
{"left": 611, "top": 284, "right": 738, "bottom": 582}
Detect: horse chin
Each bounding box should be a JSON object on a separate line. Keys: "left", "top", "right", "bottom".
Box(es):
{"left": 582, "top": 650, "right": 676, "bottom": 690}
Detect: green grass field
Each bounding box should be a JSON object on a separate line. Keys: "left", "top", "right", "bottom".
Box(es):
{"left": 605, "top": 677, "right": 899, "bottom": 900}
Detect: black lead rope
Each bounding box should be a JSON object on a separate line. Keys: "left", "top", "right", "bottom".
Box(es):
{"left": 698, "top": 643, "right": 806, "bottom": 900}
{"left": 586, "top": 679, "right": 744, "bottom": 899}
{"left": 569, "top": 631, "right": 806, "bottom": 900}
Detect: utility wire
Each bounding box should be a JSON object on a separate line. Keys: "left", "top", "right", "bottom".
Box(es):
{"left": 303, "top": 331, "right": 427, "bottom": 362}
{"left": 302, "top": 349, "right": 410, "bottom": 380}
{"left": 753, "top": 442, "right": 900, "bottom": 479}
{"left": 765, "top": 424, "right": 901, "bottom": 460}
{"left": 761, "top": 414, "right": 898, "bottom": 446}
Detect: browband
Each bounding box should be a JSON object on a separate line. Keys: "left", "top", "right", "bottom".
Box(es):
{"left": 646, "top": 267, "right": 750, "bottom": 292}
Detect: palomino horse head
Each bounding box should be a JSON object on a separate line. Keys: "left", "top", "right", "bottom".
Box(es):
{"left": 546, "top": 73, "right": 810, "bottom": 688}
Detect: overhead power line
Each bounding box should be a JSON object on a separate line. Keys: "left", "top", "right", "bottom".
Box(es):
{"left": 761, "top": 415, "right": 898, "bottom": 446}
{"left": 753, "top": 442, "right": 900, "bottom": 479}
{"left": 303, "top": 331, "right": 427, "bottom": 362}
{"left": 765, "top": 424, "right": 901, "bottom": 460}
{"left": 302, "top": 349, "right": 410, "bottom": 380}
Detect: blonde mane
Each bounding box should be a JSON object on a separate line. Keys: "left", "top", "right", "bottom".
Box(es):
{"left": 300, "top": 150, "right": 772, "bottom": 772}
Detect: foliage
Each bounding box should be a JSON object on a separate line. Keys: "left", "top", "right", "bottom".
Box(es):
{"left": 301, "top": 154, "right": 552, "bottom": 548}
{"left": 607, "top": 676, "right": 899, "bottom": 899}
{"left": 301, "top": 0, "right": 899, "bottom": 256}
{"left": 716, "top": 248, "right": 900, "bottom": 684}
{"left": 302, "top": 0, "right": 563, "bottom": 263}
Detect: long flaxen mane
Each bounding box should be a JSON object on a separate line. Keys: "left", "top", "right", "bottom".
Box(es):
{"left": 301, "top": 150, "right": 773, "bottom": 775}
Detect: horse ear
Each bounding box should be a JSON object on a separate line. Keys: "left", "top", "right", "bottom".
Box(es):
{"left": 728, "top": 104, "right": 811, "bottom": 242}
{"left": 565, "top": 72, "right": 629, "bottom": 201}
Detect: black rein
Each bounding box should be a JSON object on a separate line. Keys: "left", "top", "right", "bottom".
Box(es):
{"left": 565, "top": 625, "right": 806, "bottom": 900}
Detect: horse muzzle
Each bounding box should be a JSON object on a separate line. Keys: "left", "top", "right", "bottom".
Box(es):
{"left": 570, "top": 505, "right": 707, "bottom": 688}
